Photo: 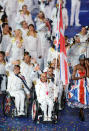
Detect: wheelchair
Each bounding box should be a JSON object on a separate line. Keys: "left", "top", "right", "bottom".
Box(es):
{"left": 31, "top": 88, "right": 59, "bottom": 123}
{"left": 0, "top": 74, "right": 7, "bottom": 93}
{"left": 0, "top": 74, "right": 8, "bottom": 114}
{"left": 2, "top": 92, "right": 29, "bottom": 118}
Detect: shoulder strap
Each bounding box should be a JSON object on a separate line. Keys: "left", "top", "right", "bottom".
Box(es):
{"left": 16, "top": 74, "right": 30, "bottom": 91}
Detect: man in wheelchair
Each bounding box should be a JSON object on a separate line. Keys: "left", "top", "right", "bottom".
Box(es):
{"left": 0, "top": 51, "right": 7, "bottom": 93}
{"left": 6, "top": 63, "right": 30, "bottom": 116}
{"left": 35, "top": 72, "right": 58, "bottom": 122}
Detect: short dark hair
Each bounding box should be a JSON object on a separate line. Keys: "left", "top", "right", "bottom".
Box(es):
{"left": 1, "top": 13, "right": 7, "bottom": 23}
{"left": 0, "top": 51, "right": 5, "bottom": 57}
{"left": 14, "top": 65, "right": 20, "bottom": 69}
{"left": 22, "top": 5, "right": 27, "bottom": 9}
{"left": 81, "top": 26, "right": 86, "bottom": 28}
{"left": 2, "top": 23, "right": 8, "bottom": 28}
{"left": 24, "top": 52, "right": 31, "bottom": 57}
{"left": 28, "top": 24, "right": 34, "bottom": 28}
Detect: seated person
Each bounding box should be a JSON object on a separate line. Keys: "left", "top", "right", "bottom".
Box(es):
{"left": 0, "top": 51, "right": 7, "bottom": 92}
{"left": 35, "top": 72, "right": 58, "bottom": 121}
{"left": 6, "top": 63, "right": 30, "bottom": 116}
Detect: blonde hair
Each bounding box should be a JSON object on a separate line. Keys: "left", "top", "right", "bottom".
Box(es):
{"left": 15, "top": 29, "right": 23, "bottom": 42}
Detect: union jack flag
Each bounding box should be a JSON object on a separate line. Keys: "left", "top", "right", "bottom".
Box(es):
{"left": 56, "top": 1, "right": 68, "bottom": 85}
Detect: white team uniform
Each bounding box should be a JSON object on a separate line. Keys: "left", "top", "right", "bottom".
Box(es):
{"left": 0, "top": 62, "right": 7, "bottom": 91}
{"left": 78, "top": 33, "right": 88, "bottom": 43}
{"left": 62, "top": 7, "right": 68, "bottom": 32}
{"left": 78, "top": 33, "right": 89, "bottom": 57}
{"left": 0, "top": 11, "right": 4, "bottom": 21}
{"left": 51, "top": 6, "right": 68, "bottom": 36}
{"left": 20, "top": 28, "right": 28, "bottom": 38}
{"left": 0, "top": 34, "right": 11, "bottom": 52}
{"left": 51, "top": 7, "right": 58, "bottom": 36}
{"left": 68, "top": 33, "right": 88, "bottom": 67}
{"left": 17, "top": 0, "right": 26, "bottom": 12}
{"left": 0, "top": 0, "right": 6, "bottom": 9}
{"left": 25, "top": 0, "right": 33, "bottom": 11}
{"left": 70, "top": 0, "right": 81, "bottom": 26}
{"left": 53, "top": 69, "right": 63, "bottom": 110}
{"left": 35, "top": 79, "right": 58, "bottom": 119}
{"left": 15, "top": 11, "right": 33, "bottom": 28}
{"left": 47, "top": 47, "right": 60, "bottom": 63}
{"left": 7, "top": 72, "right": 29, "bottom": 114}
{"left": 30, "top": 68, "right": 42, "bottom": 82}
{"left": 39, "top": 0, "right": 55, "bottom": 19}
{"left": 24, "top": 33, "right": 42, "bottom": 61}
{"left": 20, "top": 60, "right": 34, "bottom": 89}
{"left": 6, "top": 63, "right": 30, "bottom": 114}
{"left": 36, "top": 18, "right": 50, "bottom": 69}
{"left": 43, "top": 0, "right": 55, "bottom": 19}
{"left": 63, "top": 0, "right": 66, "bottom": 7}
{"left": 6, "top": 37, "right": 24, "bottom": 62}
{"left": 38, "top": 0, "right": 46, "bottom": 13}
{"left": 5, "top": 0, "right": 18, "bottom": 30}
{"left": 17, "top": 0, "right": 33, "bottom": 12}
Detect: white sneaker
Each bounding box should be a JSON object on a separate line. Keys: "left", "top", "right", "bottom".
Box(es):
{"left": 75, "top": 23, "right": 81, "bottom": 26}
{"left": 59, "top": 105, "right": 63, "bottom": 110}
{"left": 47, "top": 117, "right": 52, "bottom": 121}
{"left": 18, "top": 111, "right": 25, "bottom": 116}
{"left": 43, "top": 117, "right": 48, "bottom": 121}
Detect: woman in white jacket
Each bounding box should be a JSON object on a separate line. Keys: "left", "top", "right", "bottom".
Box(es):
{"left": 6, "top": 29, "right": 24, "bottom": 62}
{"left": 24, "top": 24, "right": 42, "bottom": 62}
{"left": 15, "top": 5, "right": 33, "bottom": 28}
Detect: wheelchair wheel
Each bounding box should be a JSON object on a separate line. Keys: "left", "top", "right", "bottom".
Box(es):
{"left": 3, "top": 93, "right": 16, "bottom": 117}
{"left": 52, "top": 101, "right": 59, "bottom": 123}
{"left": 30, "top": 86, "right": 37, "bottom": 103}
{"left": 24, "top": 98, "right": 30, "bottom": 117}
{"left": 32, "top": 100, "right": 38, "bottom": 121}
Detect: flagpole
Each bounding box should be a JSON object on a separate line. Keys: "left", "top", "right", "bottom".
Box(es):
{"left": 54, "top": 0, "right": 60, "bottom": 86}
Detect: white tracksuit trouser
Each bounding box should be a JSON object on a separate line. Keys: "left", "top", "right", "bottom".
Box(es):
{"left": 40, "top": 99, "right": 54, "bottom": 118}
{"left": 10, "top": 90, "right": 25, "bottom": 112}
{"left": 0, "top": 76, "right": 7, "bottom": 91}
{"left": 38, "top": 32, "right": 50, "bottom": 70}
{"left": 70, "top": 0, "right": 81, "bottom": 25}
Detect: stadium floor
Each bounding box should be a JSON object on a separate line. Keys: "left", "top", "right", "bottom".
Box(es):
{"left": 0, "top": 28, "right": 89, "bottom": 131}
{"left": 0, "top": 95, "right": 89, "bottom": 131}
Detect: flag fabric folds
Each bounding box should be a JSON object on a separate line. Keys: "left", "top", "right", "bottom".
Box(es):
{"left": 56, "top": 1, "right": 68, "bottom": 85}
